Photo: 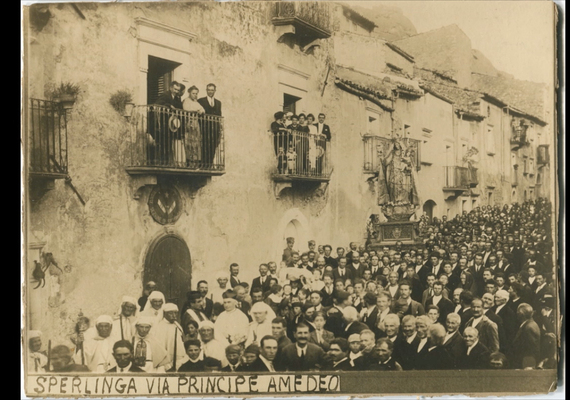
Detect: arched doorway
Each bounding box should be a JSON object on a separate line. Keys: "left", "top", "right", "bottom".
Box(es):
{"left": 282, "top": 219, "right": 306, "bottom": 253}
{"left": 144, "top": 235, "right": 191, "bottom": 309}
{"left": 423, "top": 200, "right": 436, "bottom": 222}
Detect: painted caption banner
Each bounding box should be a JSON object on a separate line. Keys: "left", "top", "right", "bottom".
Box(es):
{"left": 29, "top": 374, "right": 341, "bottom": 396}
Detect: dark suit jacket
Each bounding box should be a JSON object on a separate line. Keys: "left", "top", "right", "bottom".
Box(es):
{"left": 247, "top": 357, "right": 273, "bottom": 372}
{"left": 425, "top": 296, "right": 454, "bottom": 325}
{"left": 509, "top": 318, "right": 541, "bottom": 369}
{"left": 308, "top": 329, "right": 335, "bottom": 351}
{"left": 251, "top": 276, "right": 271, "bottom": 294}
{"left": 361, "top": 307, "right": 379, "bottom": 330}
{"left": 495, "top": 304, "right": 518, "bottom": 343}
{"left": 154, "top": 92, "right": 183, "bottom": 109}
{"left": 313, "top": 123, "right": 331, "bottom": 140}
{"left": 324, "top": 307, "right": 346, "bottom": 338}
{"left": 332, "top": 267, "right": 353, "bottom": 283}
{"left": 348, "top": 263, "right": 365, "bottom": 280}
{"left": 416, "top": 346, "right": 454, "bottom": 370}
{"left": 443, "top": 330, "right": 466, "bottom": 367}
{"left": 396, "top": 335, "right": 420, "bottom": 370}
{"left": 230, "top": 276, "right": 242, "bottom": 288}
{"left": 465, "top": 316, "right": 499, "bottom": 353}
{"left": 401, "top": 300, "right": 425, "bottom": 317}
{"left": 459, "top": 341, "right": 490, "bottom": 369}
{"left": 324, "top": 256, "right": 338, "bottom": 269}
{"left": 197, "top": 97, "right": 222, "bottom": 116}
{"left": 326, "top": 357, "right": 353, "bottom": 371}
{"left": 57, "top": 363, "right": 91, "bottom": 372}
{"left": 281, "top": 343, "right": 326, "bottom": 371}
{"left": 203, "top": 297, "right": 213, "bottom": 319}
{"left": 106, "top": 365, "right": 145, "bottom": 373}
{"left": 342, "top": 321, "right": 369, "bottom": 339}
{"left": 320, "top": 286, "right": 336, "bottom": 307}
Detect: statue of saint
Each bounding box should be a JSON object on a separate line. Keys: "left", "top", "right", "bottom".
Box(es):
{"left": 377, "top": 140, "right": 419, "bottom": 206}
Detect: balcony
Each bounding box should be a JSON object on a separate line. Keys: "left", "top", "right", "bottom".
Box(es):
{"left": 126, "top": 105, "right": 225, "bottom": 177}
{"left": 271, "top": 2, "right": 331, "bottom": 46}
{"left": 29, "top": 98, "right": 68, "bottom": 179}
{"left": 363, "top": 135, "right": 421, "bottom": 174}
{"left": 442, "top": 166, "right": 471, "bottom": 199}
{"left": 271, "top": 130, "right": 331, "bottom": 198}
{"left": 537, "top": 144, "right": 550, "bottom": 165}
{"left": 510, "top": 120, "right": 529, "bottom": 150}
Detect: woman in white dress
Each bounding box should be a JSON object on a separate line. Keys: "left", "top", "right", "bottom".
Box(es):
{"left": 182, "top": 86, "right": 205, "bottom": 167}
{"left": 306, "top": 114, "right": 318, "bottom": 173}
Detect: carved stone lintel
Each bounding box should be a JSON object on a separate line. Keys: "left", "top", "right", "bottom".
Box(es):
{"left": 131, "top": 175, "right": 158, "bottom": 200}
{"left": 275, "top": 24, "right": 295, "bottom": 43}
{"left": 274, "top": 181, "right": 292, "bottom": 199}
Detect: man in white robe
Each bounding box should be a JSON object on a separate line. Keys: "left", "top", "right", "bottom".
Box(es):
{"left": 198, "top": 320, "right": 228, "bottom": 367}
{"left": 28, "top": 330, "right": 48, "bottom": 373}
{"left": 78, "top": 315, "right": 116, "bottom": 372}
{"left": 111, "top": 295, "right": 138, "bottom": 343}
{"left": 150, "top": 303, "right": 188, "bottom": 371}
{"left": 214, "top": 289, "right": 249, "bottom": 346}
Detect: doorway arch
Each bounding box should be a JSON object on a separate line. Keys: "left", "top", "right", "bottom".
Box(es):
{"left": 423, "top": 200, "right": 437, "bottom": 222}
{"left": 274, "top": 208, "right": 311, "bottom": 262}
{"left": 144, "top": 234, "right": 191, "bottom": 310}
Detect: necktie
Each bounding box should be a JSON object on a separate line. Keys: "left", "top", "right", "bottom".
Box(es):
{"left": 120, "top": 368, "right": 124, "bottom": 372}
{"left": 209, "top": 98, "right": 214, "bottom": 107}
{"left": 300, "top": 349, "right": 305, "bottom": 364}
{"left": 261, "top": 277, "right": 264, "bottom": 285}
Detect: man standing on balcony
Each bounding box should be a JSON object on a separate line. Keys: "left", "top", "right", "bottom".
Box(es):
{"left": 198, "top": 83, "right": 222, "bottom": 166}
{"left": 153, "top": 81, "right": 184, "bottom": 166}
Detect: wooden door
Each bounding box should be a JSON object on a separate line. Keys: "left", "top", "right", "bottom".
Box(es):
{"left": 144, "top": 235, "right": 191, "bottom": 310}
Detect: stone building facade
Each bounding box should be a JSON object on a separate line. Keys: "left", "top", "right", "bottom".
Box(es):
{"left": 23, "top": 2, "right": 554, "bottom": 343}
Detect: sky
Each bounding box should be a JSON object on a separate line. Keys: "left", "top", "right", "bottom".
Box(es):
{"left": 351, "top": 0, "right": 559, "bottom": 85}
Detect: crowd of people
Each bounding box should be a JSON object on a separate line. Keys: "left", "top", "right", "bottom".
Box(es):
{"left": 28, "top": 198, "right": 557, "bottom": 374}
{"left": 270, "top": 111, "right": 331, "bottom": 175}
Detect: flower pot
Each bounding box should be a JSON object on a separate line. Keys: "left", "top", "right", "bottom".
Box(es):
{"left": 55, "top": 94, "right": 76, "bottom": 110}
{"left": 123, "top": 102, "right": 135, "bottom": 118}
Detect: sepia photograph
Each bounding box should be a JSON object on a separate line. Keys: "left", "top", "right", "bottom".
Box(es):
{"left": 21, "top": 0, "right": 562, "bottom": 397}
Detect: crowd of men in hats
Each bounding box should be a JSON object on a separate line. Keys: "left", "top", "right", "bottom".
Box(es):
{"left": 28, "top": 198, "right": 557, "bottom": 374}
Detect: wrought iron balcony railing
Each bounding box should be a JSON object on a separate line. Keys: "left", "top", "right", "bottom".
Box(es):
{"left": 272, "top": 2, "right": 332, "bottom": 39}
{"left": 127, "top": 105, "right": 225, "bottom": 176}
{"left": 272, "top": 130, "right": 331, "bottom": 181}
{"left": 443, "top": 166, "right": 471, "bottom": 189}
{"left": 29, "top": 98, "right": 68, "bottom": 178}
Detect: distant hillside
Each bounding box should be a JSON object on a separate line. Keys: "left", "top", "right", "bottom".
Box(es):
{"left": 344, "top": 3, "right": 417, "bottom": 41}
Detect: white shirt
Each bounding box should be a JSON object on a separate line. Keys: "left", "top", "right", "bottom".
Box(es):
{"left": 528, "top": 276, "right": 536, "bottom": 285}
{"left": 536, "top": 283, "right": 546, "bottom": 293}
{"left": 471, "top": 316, "right": 483, "bottom": 328}
{"left": 432, "top": 295, "right": 442, "bottom": 306}
{"left": 388, "top": 285, "right": 399, "bottom": 298}
{"left": 296, "top": 344, "right": 307, "bottom": 358}
{"left": 406, "top": 332, "right": 417, "bottom": 344}
{"left": 117, "top": 362, "right": 133, "bottom": 373}
{"left": 417, "top": 337, "right": 428, "bottom": 352}
{"left": 443, "top": 331, "right": 456, "bottom": 344}
{"left": 207, "top": 96, "right": 215, "bottom": 107}
{"left": 454, "top": 304, "right": 462, "bottom": 314}
{"left": 495, "top": 304, "right": 506, "bottom": 314}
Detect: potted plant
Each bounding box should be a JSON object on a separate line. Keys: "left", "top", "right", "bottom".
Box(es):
{"left": 49, "top": 82, "right": 81, "bottom": 110}
{"left": 109, "top": 89, "right": 134, "bottom": 118}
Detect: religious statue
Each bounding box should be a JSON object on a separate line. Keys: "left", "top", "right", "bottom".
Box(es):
{"left": 377, "top": 139, "right": 419, "bottom": 207}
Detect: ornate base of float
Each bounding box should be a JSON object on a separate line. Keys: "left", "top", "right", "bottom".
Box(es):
{"left": 367, "top": 203, "right": 421, "bottom": 248}
{"left": 373, "top": 220, "right": 420, "bottom": 246}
